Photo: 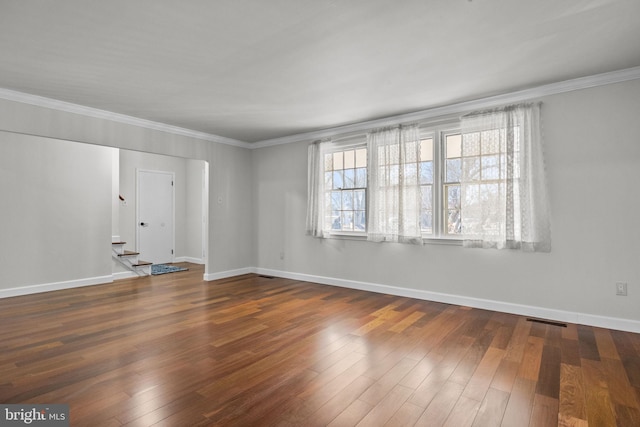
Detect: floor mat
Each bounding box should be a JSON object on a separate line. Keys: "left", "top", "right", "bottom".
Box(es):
{"left": 151, "top": 264, "right": 189, "bottom": 275}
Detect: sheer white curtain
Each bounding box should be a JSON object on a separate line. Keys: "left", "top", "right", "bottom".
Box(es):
{"left": 460, "top": 103, "right": 551, "bottom": 251}
{"left": 367, "top": 124, "right": 423, "bottom": 244}
{"left": 305, "top": 140, "right": 330, "bottom": 238}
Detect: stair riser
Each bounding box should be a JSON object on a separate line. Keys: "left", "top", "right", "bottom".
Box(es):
{"left": 112, "top": 242, "right": 150, "bottom": 276}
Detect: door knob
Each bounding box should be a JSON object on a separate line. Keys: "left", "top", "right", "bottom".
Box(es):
{"left": 140, "top": 222, "right": 149, "bottom": 227}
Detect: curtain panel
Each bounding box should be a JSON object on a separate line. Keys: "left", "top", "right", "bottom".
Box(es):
{"left": 305, "top": 140, "right": 329, "bottom": 238}
{"left": 460, "top": 103, "right": 551, "bottom": 252}
{"left": 366, "top": 124, "right": 423, "bottom": 244}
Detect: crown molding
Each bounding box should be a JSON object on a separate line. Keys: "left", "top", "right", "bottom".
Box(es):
{"left": 251, "top": 66, "right": 640, "bottom": 149}
{"left": 0, "top": 88, "right": 251, "bottom": 149}
{"left": 2, "top": 66, "right": 639, "bottom": 150}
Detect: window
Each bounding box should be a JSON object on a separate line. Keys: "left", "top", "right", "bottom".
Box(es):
{"left": 457, "top": 128, "right": 517, "bottom": 237}
{"left": 443, "top": 133, "right": 462, "bottom": 235}
{"left": 307, "top": 103, "right": 550, "bottom": 250}
{"left": 399, "top": 137, "right": 434, "bottom": 234}
{"left": 309, "top": 130, "right": 469, "bottom": 240}
{"left": 324, "top": 146, "right": 367, "bottom": 233}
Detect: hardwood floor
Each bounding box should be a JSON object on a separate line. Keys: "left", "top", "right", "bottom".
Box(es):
{"left": 1, "top": 263, "right": 639, "bottom": 426}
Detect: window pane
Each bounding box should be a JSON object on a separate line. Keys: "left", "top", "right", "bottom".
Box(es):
{"left": 378, "top": 165, "right": 388, "bottom": 186}
{"left": 421, "top": 211, "right": 433, "bottom": 233}
{"left": 481, "top": 130, "right": 500, "bottom": 154}
{"left": 344, "top": 149, "right": 355, "bottom": 169}
{"left": 446, "top": 158, "right": 461, "bottom": 183}
{"left": 463, "top": 184, "right": 480, "bottom": 206}
{"left": 480, "top": 183, "right": 499, "bottom": 202}
{"left": 324, "top": 171, "right": 332, "bottom": 188}
{"left": 354, "top": 190, "right": 366, "bottom": 210}
{"left": 404, "top": 163, "right": 417, "bottom": 185}
{"left": 405, "top": 140, "right": 418, "bottom": 163}
{"left": 332, "top": 170, "right": 343, "bottom": 189}
{"left": 344, "top": 168, "right": 355, "bottom": 189}
{"left": 420, "top": 185, "right": 432, "bottom": 211}
{"left": 389, "top": 145, "right": 399, "bottom": 165}
{"left": 445, "top": 184, "right": 461, "bottom": 234}
{"left": 420, "top": 138, "right": 433, "bottom": 161}
{"left": 419, "top": 161, "right": 433, "bottom": 184}
{"left": 448, "top": 210, "right": 461, "bottom": 234}
{"left": 446, "top": 134, "right": 462, "bottom": 158}
{"left": 355, "top": 148, "right": 367, "bottom": 168}
{"left": 390, "top": 164, "right": 400, "bottom": 186}
{"left": 333, "top": 151, "right": 343, "bottom": 169}
{"left": 355, "top": 211, "right": 366, "bottom": 231}
{"left": 462, "top": 157, "right": 480, "bottom": 181}
{"left": 447, "top": 185, "right": 460, "bottom": 209}
{"left": 462, "top": 133, "right": 480, "bottom": 156}
{"left": 331, "top": 211, "right": 341, "bottom": 230}
{"left": 331, "top": 191, "right": 341, "bottom": 210}
{"left": 355, "top": 167, "right": 367, "bottom": 188}
{"left": 341, "top": 211, "right": 354, "bottom": 230}
{"left": 481, "top": 155, "right": 499, "bottom": 180}
{"left": 378, "top": 146, "right": 387, "bottom": 166}
{"left": 421, "top": 184, "right": 433, "bottom": 233}
{"left": 342, "top": 190, "right": 354, "bottom": 210}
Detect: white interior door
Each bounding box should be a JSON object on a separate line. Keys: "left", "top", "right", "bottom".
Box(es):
{"left": 137, "top": 170, "right": 174, "bottom": 264}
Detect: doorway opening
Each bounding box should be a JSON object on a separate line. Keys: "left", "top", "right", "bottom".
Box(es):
{"left": 112, "top": 149, "right": 209, "bottom": 276}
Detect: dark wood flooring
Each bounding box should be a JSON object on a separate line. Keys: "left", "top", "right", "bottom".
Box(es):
{"left": 1, "top": 263, "right": 639, "bottom": 426}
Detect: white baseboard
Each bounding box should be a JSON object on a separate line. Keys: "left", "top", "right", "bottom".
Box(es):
{"left": 174, "top": 256, "right": 205, "bottom": 265}
{"left": 0, "top": 275, "right": 114, "bottom": 299}
{"left": 5, "top": 267, "right": 638, "bottom": 334}
{"left": 112, "top": 271, "right": 139, "bottom": 281}
{"left": 254, "top": 267, "right": 640, "bottom": 334}
{"left": 203, "top": 267, "right": 254, "bottom": 282}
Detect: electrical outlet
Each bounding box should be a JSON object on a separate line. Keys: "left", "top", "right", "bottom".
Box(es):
{"left": 616, "top": 282, "right": 627, "bottom": 296}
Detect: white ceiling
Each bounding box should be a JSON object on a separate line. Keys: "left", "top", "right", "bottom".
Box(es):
{"left": 1, "top": 0, "right": 639, "bottom": 144}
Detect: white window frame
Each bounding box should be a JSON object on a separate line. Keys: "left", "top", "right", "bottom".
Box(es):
{"left": 315, "top": 121, "right": 468, "bottom": 244}
{"left": 418, "top": 123, "right": 463, "bottom": 244}
{"left": 323, "top": 138, "right": 368, "bottom": 238}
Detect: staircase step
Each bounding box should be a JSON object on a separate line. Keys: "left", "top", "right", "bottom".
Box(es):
{"left": 118, "top": 250, "right": 140, "bottom": 257}
{"left": 112, "top": 243, "right": 150, "bottom": 276}
{"left": 132, "top": 261, "right": 152, "bottom": 267}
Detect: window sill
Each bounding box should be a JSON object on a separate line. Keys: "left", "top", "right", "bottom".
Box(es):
{"left": 422, "top": 237, "right": 462, "bottom": 246}
{"left": 324, "top": 232, "right": 462, "bottom": 246}
{"left": 327, "top": 232, "right": 367, "bottom": 241}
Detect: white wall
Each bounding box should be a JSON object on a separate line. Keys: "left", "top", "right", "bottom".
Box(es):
{"left": 111, "top": 148, "right": 120, "bottom": 241}
{"left": 185, "top": 158, "right": 206, "bottom": 261}
{"left": 251, "top": 79, "right": 640, "bottom": 329}
{"left": 0, "top": 131, "right": 113, "bottom": 290}
{"left": 0, "top": 97, "right": 253, "bottom": 289}
{"left": 118, "top": 150, "right": 205, "bottom": 263}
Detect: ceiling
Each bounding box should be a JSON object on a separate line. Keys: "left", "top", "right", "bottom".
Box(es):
{"left": 1, "top": 0, "right": 639, "bottom": 144}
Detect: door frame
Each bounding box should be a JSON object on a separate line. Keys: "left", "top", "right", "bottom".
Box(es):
{"left": 136, "top": 168, "right": 176, "bottom": 264}
{"left": 202, "top": 161, "right": 209, "bottom": 273}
